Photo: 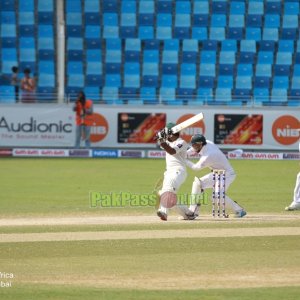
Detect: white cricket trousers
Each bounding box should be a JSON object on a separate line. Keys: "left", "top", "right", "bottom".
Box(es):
{"left": 293, "top": 172, "right": 300, "bottom": 204}
{"left": 189, "top": 171, "right": 243, "bottom": 213}
{"left": 159, "top": 168, "right": 187, "bottom": 214}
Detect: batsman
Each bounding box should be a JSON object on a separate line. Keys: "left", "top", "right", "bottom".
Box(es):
{"left": 155, "top": 123, "right": 198, "bottom": 221}
{"left": 186, "top": 134, "right": 247, "bottom": 218}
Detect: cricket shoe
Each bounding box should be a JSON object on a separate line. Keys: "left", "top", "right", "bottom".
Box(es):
{"left": 180, "top": 205, "right": 200, "bottom": 220}
{"left": 235, "top": 210, "right": 247, "bottom": 218}
{"left": 285, "top": 203, "right": 300, "bottom": 211}
{"left": 157, "top": 210, "right": 168, "bottom": 221}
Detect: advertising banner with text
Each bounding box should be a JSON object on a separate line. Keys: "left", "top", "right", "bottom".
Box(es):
{"left": 0, "top": 105, "right": 299, "bottom": 150}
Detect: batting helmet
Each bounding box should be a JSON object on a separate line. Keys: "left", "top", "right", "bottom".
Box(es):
{"left": 166, "top": 122, "right": 176, "bottom": 129}
{"left": 191, "top": 134, "right": 207, "bottom": 145}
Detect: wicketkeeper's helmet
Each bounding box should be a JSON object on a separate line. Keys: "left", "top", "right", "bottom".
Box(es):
{"left": 191, "top": 134, "right": 207, "bottom": 145}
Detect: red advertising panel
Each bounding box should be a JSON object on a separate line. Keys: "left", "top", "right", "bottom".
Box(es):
{"left": 118, "top": 113, "right": 166, "bottom": 143}
{"left": 214, "top": 114, "right": 263, "bottom": 145}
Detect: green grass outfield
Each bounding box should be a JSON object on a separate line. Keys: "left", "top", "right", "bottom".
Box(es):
{"left": 0, "top": 158, "right": 300, "bottom": 299}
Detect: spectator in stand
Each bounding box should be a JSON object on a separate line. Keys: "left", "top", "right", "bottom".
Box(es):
{"left": 20, "top": 68, "right": 36, "bottom": 103}
{"left": 11, "top": 66, "right": 20, "bottom": 102}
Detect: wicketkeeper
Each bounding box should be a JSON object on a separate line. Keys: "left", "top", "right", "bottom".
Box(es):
{"left": 185, "top": 134, "right": 247, "bottom": 218}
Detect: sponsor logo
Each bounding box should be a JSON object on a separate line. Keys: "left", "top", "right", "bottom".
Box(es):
{"left": 283, "top": 153, "right": 300, "bottom": 160}
{"left": 272, "top": 115, "right": 300, "bottom": 145}
{"left": 119, "top": 150, "right": 145, "bottom": 158}
{"left": 69, "top": 149, "right": 91, "bottom": 157}
{"left": 87, "top": 113, "right": 109, "bottom": 143}
{"left": 0, "top": 117, "right": 72, "bottom": 133}
{"left": 228, "top": 152, "right": 283, "bottom": 160}
{"left": 0, "top": 149, "right": 12, "bottom": 157}
{"left": 147, "top": 151, "right": 165, "bottom": 158}
{"left": 93, "top": 150, "right": 118, "bottom": 158}
{"left": 176, "top": 114, "right": 205, "bottom": 142}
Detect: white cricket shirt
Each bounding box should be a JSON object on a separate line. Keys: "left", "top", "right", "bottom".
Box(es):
{"left": 186, "top": 140, "right": 235, "bottom": 174}
{"left": 165, "top": 137, "right": 189, "bottom": 170}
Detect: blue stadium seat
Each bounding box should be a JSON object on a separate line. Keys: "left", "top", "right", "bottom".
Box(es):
{"left": 102, "top": 87, "right": 119, "bottom": 104}
{"left": 212, "top": 1, "right": 228, "bottom": 14}
{"left": 202, "top": 40, "right": 218, "bottom": 51}
{"left": 1, "top": 11, "right": 16, "bottom": 24}
{"left": 142, "top": 75, "right": 158, "bottom": 87}
{"left": 180, "top": 75, "right": 196, "bottom": 89}
{"left": 209, "top": 27, "right": 225, "bottom": 41}
{"left": 246, "top": 14, "right": 262, "bottom": 27}
{"left": 106, "top": 38, "right": 121, "bottom": 50}
{"left": 86, "top": 38, "right": 101, "bottom": 49}
{"left": 142, "top": 63, "right": 158, "bottom": 76}
{"left": 198, "top": 76, "right": 214, "bottom": 88}
{"left": 215, "top": 88, "right": 232, "bottom": 102}
{"left": 0, "top": 0, "right": 15, "bottom": 11}
{"left": 254, "top": 76, "right": 270, "bottom": 88}
{"left": 124, "top": 75, "right": 140, "bottom": 88}
{"left": 20, "top": 37, "right": 35, "bottom": 48}
{"left": 235, "top": 76, "right": 252, "bottom": 89}
{"left": 38, "top": 11, "right": 54, "bottom": 24}
{"left": 259, "top": 41, "right": 275, "bottom": 51}
{"left": 293, "top": 65, "right": 300, "bottom": 77}
{"left": 66, "top": 13, "right": 82, "bottom": 25}
{"left": 237, "top": 64, "right": 253, "bottom": 76}
{"left": 121, "top": 0, "right": 136, "bottom": 13}
{"left": 68, "top": 50, "right": 83, "bottom": 61}
{"left": 105, "top": 74, "right": 121, "bottom": 87}
{"left": 239, "top": 52, "right": 255, "bottom": 64}
{"left": 176, "top": 1, "right": 191, "bottom": 14}
{"left": 0, "top": 85, "right": 15, "bottom": 103}
{"left": 200, "top": 64, "right": 216, "bottom": 76}
{"left": 84, "top": 87, "right": 100, "bottom": 102}
{"left": 19, "top": 12, "right": 35, "bottom": 25}
{"left": 240, "top": 40, "right": 257, "bottom": 53}
{"left": 140, "top": 1, "right": 154, "bottom": 14}
{"left": 66, "top": 0, "right": 81, "bottom": 12}
{"left": 139, "top": 14, "right": 154, "bottom": 26}
{"left": 84, "top": 0, "right": 99, "bottom": 12}
{"left": 265, "top": 1, "right": 281, "bottom": 14}
{"left": 245, "top": 28, "right": 261, "bottom": 41}
{"left": 256, "top": 64, "right": 272, "bottom": 77}
{"left": 180, "top": 63, "right": 195, "bottom": 77}
{"left": 278, "top": 40, "right": 294, "bottom": 52}
{"left": 291, "top": 76, "right": 300, "bottom": 89}
{"left": 228, "top": 27, "right": 244, "bottom": 40}
{"left": 125, "top": 38, "right": 141, "bottom": 62}
{"left": 193, "top": 14, "right": 209, "bottom": 26}
{"left": 66, "top": 25, "right": 82, "bottom": 37}
{"left": 177, "top": 88, "right": 197, "bottom": 105}
{"left": 217, "top": 76, "right": 233, "bottom": 88}
{"left": 85, "top": 26, "right": 101, "bottom": 38}
{"left": 140, "top": 87, "right": 158, "bottom": 105}
{"left": 86, "top": 62, "right": 102, "bottom": 75}
{"left": 194, "top": 1, "right": 209, "bottom": 14}
{"left": 274, "top": 65, "right": 290, "bottom": 76}
{"left": 229, "top": 15, "right": 244, "bottom": 28}
{"left": 257, "top": 51, "right": 274, "bottom": 64}
{"left": 282, "top": 15, "right": 298, "bottom": 29}
{"left": 182, "top": 39, "right": 198, "bottom": 63}
{"left": 159, "top": 88, "right": 177, "bottom": 105}
{"left": 157, "top": 1, "right": 173, "bottom": 13}
{"left": 38, "top": 25, "right": 53, "bottom": 38}
{"left": 86, "top": 75, "right": 103, "bottom": 87}
{"left": 253, "top": 88, "right": 269, "bottom": 105}
{"left": 164, "top": 39, "right": 179, "bottom": 51}
{"left": 221, "top": 40, "right": 237, "bottom": 52}
{"left": 161, "top": 75, "right": 177, "bottom": 88}
{"left": 276, "top": 52, "right": 292, "bottom": 65}
{"left": 103, "top": 26, "right": 119, "bottom": 39}
{"left": 156, "top": 27, "right": 172, "bottom": 39}
{"left": 211, "top": 14, "right": 226, "bottom": 27}
{"left": 264, "top": 14, "right": 280, "bottom": 28}
{"left": 38, "top": 0, "right": 53, "bottom": 12}
{"left": 281, "top": 29, "right": 297, "bottom": 40}
{"left": 138, "top": 26, "right": 154, "bottom": 39}
{"left": 124, "top": 63, "right": 139, "bottom": 76}
{"left": 192, "top": 27, "right": 207, "bottom": 40}
{"left": 197, "top": 88, "right": 213, "bottom": 103}
{"left": 38, "top": 74, "right": 55, "bottom": 87}
{"left": 156, "top": 13, "right": 172, "bottom": 27}
{"left": 103, "top": 13, "right": 118, "bottom": 26}
{"left": 219, "top": 51, "right": 235, "bottom": 64}
{"left": 1, "top": 24, "right": 16, "bottom": 37}
{"left": 219, "top": 64, "right": 234, "bottom": 75}
{"left": 103, "top": 0, "right": 118, "bottom": 13}
{"left": 230, "top": 1, "right": 245, "bottom": 14}
{"left": 233, "top": 88, "right": 251, "bottom": 103}
{"left": 272, "top": 76, "right": 289, "bottom": 89}
{"left": 284, "top": 2, "right": 299, "bottom": 15}
{"left": 19, "top": 0, "right": 34, "bottom": 12}
{"left": 20, "top": 48, "right": 36, "bottom": 62}
{"left": 85, "top": 13, "right": 101, "bottom": 25}
{"left": 270, "top": 88, "right": 287, "bottom": 104}
{"left": 67, "top": 62, "right": 83, "bottom": 74}
{"left": 200, "top": 51, "right": 216, "bottom": 63}
{"left": 262, "top": 28, "right": 278, "bottom": 41}
{"left": 143, "top": 50, "right": 159, "bottom": 63}
{"left": 248, "top": 2, "right": 264, "bottom": 15}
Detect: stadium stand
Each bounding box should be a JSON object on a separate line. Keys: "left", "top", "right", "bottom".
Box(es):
{"left": 0, "top": 0, "right": 300, "bottom": 106}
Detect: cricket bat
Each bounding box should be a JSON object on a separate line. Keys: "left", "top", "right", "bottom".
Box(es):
{"left": 171, "top": 112, "right": 204, "bottom": 133}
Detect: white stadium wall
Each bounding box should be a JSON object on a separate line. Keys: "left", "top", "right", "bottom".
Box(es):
{"left": 0, "top": 104, "right": 299, "bottom": 150}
